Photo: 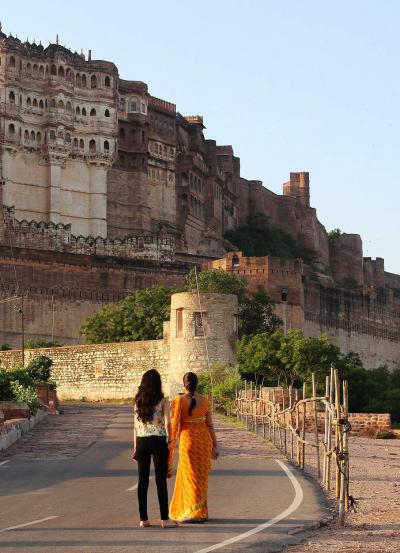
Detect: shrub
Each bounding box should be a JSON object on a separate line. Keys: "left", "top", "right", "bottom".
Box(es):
{"left": 198, "top": 363, "right": 243, "bottom": 415}
{"left": 10, "top": 380, "right": 41, "bottom": 415}
{"left": 0, "top": 367, "right": 34, "bottom": 400}
{"left": 376, "top": 431, "right": 396, "bottom": 440}
{"left": 25, "top": 339, "right": 62, "bottom": 349}
{"left": 25, "top": 355, "right": 53, "bottom": 384}
{"left": 0, "top": 343, "right": 11, "bottom": 351}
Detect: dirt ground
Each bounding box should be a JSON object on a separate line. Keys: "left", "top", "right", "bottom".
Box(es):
{"left": 285, "top": 434, "right": 400, "bottom": 552}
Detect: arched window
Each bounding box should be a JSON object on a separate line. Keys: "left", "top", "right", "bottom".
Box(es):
{"left": 33, "top": 64, "right": 38, "bottom": 76}
{"left": 89, "top": 139, "right": 96, "bottom": 153}
{"left": 104, "top": 140, "right": 109, "bottom": 151}
{"left": 58, "top": 66, "right": 65, "bottom": 78}
{"left": 66, "top": 68, "right": 71, "bottom": 80}
{"left": 50, "top": 99, "right": 56, "bottom": 108}
{"left": 73, "top": 138, "right": 78, "bottom": 149}
{"left": 26, "top": 63, "right": 32, "bottom": 74}
{"left": 8, "top": 56, "right": 15, "bottom": 68}
{"left": 79, "top": 139, "right": 84, "bottom": 149}
{"left": 90, "top": 108, "right": 96, "bottom": 116}
{"left": 9, "top": 91, "right": 15, "bottom": 104}
{"left": 49, "top": 130, "right": 56, "bottom": 141}
{"left": 26, "top": 97, "right": 31, "bottom": 107}
{"left": 129, "top": 97, "right": 138, "bottom": 112}
{"left": 119, "top": 127, "right": 125, "bottom": 140}
{"left": 39, "top": 65, "right": 44, "bottom": 77}
{"left": 65, "top": 133, "right": 71, "bottom": 143}
{"left": 37, "top": 132, "right": 42, "bottom": 143}
{"left": 30, "top": 130, "right": 35, "bottom": 141}
{"left": 232, "top": 255, "right": 240, "bottom": 268}
{"left": 82, "top": 74, "right": 87, "bottom": 87}
{"left": 66, "top": 101, "right": 72, "bottom": 112}
{"left": 45, "top": 99, "right": 48, "bottom": 108}
{"left": 33, "top": 98, "right": 38, "bottom": 107}
{"left": 57, "top": 100, "right": 65, "bottom": 110}
{"left": 76, "top": 106, "right": 81, "bottom": 116}
{"left": 90, "top": 75, "right": 97, "bottom": 88}
{"left": 105, "top": 76, "right": 111, "bottom": 87}
{"left": 76, "top": 73, "right": 81, "bottom": 86}
{"left": 24, "top": 129, "right": 29, "bottom": 141}
{"left": 82, "top": 107, "right": 87, "bottom": 116}
{"left": 39, "top": 99, "right": 44, "bottom": 109}
{"left": 57, "top": 131, "right": 63, "bottom": 140}
{"left": 105, "top": 109, "right": 110, "bottom": 117}
{"left": 50, "top": 64, "right": 57, "bottom": 76}
{"left": 8, "top": 123, "right": 15, "bottom": 136}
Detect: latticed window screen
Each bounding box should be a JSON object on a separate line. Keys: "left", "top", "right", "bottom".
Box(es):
{"left": 194, "top": 312, "right": 205, "bottom": 336}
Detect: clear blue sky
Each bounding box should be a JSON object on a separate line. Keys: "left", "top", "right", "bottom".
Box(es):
{"left": 2, "top": 1, "right": 399, "bottom": 273}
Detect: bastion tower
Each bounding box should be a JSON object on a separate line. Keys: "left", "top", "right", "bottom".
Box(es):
{"left": 168, "top": 292, "right": 238, "bottom": 396}
{"left": 0, "top": 29, "right": 118, "bottom": 237}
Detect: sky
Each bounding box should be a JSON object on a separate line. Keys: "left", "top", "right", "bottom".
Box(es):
{"left": 1, "top": 0, "right": 399, "bottom": 273}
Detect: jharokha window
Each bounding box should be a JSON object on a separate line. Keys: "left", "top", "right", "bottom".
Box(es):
{"left": 176, "top": 308, "right": 183, "bottom": 338}
{"left": 194, "top": 312, "right": 205, "bottom": 337}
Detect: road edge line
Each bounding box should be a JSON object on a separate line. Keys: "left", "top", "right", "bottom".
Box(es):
{"left": 193, "top": 458, "right": 304, "bottom": 553}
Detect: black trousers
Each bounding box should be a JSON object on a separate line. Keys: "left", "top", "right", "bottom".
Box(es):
{"left": 136, "top": 436, "right": 169, "bottom": 521}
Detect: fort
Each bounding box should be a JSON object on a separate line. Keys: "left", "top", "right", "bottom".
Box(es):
{"left": 0, "top": 27, "right": 399, "bottom": 368}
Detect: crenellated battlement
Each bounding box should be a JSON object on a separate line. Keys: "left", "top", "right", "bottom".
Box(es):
{"left": 1, "top": 206, "right": 175, "bottom": 262}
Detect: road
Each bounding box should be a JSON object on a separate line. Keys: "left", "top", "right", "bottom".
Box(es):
{"left": 0, "top": 404, "right": 329, "bottom": 553}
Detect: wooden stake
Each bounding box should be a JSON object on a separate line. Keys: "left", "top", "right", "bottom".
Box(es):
{"left": 295, "top": 389, "right": 300, "bottom": 466}
{"left": 301, "top": 382, "right": 306, "bottom": 470}
{"left": 312, "top": 373, "right": 321, "bottom": 478}
{"left": 334, "top": 368, "right": 341, "bottom": 499}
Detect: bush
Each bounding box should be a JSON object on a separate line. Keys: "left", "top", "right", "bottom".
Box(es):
{"left": 0, "top": 367, "right": 34, "bottom": 400}
{"left": 0, "top": 343, "right": 11, "bottom": 351}
{"left": 9, "top": 380, "right": 41, "bottom": 415}
{"left": 25, "top": 339, "right": 62, "bottom": 349}
{"left": 376, "top": 431, "right": 397, "bottom": 440}
{"left": 25, "top": 355, "right": 53, "bottom": 384}
{"left": 198, "top": 363, "right": 243, "bottom": 415}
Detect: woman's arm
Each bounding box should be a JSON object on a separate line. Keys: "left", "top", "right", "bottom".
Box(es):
{"left": 163, "top": 398, "right": 173, "bottom": 447}
{"left": 206, "top": 408, "right": 219, "bottom": 459}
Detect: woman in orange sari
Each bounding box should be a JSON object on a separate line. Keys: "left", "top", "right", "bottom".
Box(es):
{"left": 168, "top": 372, "right": 219, "bottom": 522}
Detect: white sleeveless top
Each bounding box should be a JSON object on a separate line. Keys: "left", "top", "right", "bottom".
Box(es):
{"left": 134, "top": 401, "right": 167, "bottom": 437}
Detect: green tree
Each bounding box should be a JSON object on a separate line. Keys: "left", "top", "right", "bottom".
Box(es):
{"left": 26, "top": 355, "right": 53, "bottom": 384}
{"left": 224, "top": 212, "right": 316, "bottom": 263}
{"left": 25, "top": 339, "right": 62, "bottom": 349}
{"left": 237, "top": 332, "right": 286, "bottom": 385}
{"left": 328, "top": 228, "right": 342, "bottom": 240}
{"left": 185, "top": 268, "right": 247, "bottom": 301}
{"left": 80, "top": 286, "right": 174, "bottom": 344}
{"left": 239, "top": 288, "right": 281, "bottom": 337}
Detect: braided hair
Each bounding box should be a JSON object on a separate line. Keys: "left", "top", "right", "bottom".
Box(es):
{"left": 183, "top": 372, "right": 198, "bottom": 416}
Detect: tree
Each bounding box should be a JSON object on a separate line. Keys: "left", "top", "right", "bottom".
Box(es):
{"left": 224, "top": 212, "right": 316, "bottom": 263}
{"left": 185, "top": 268, "right": 247, "bottom": 301}
{"left": 25, "top": 339, "right": 62, "bottom": 349}
{"left": 26, "top": 355, "right": 53, "bottom": 383}
{"left": 239, "top": 288, "right": 281, "bottom": 337}
{"left": 80, "top": 286, "right": 174, "bottom": 344}
{"left": 237, "top": 332, "right": 286, "bottom": 385}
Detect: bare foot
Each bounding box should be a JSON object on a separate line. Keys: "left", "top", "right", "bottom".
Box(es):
{"left": 140, "top": 520, "right": 150, "bottom": 528}
{"left": 161, "top": 519, "right": 179, "bottom": 528}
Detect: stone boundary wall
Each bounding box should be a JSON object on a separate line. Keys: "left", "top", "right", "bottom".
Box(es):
{"left": 0, "top": 340, "right": 170, "bottom": 401}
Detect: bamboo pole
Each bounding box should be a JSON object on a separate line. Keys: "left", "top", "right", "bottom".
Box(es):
{"left": 327, "top": 366, "right": 335, "bottom": 490}
{"left": 295, "top": 389, "right": 300, "bottom": 465}
{"left": 312, "top": 373, "right": 321, "bottom": 478}
{"left": 282, "top": 390, "right": 287, "bottom": 454}
{"left": 334, "top": 369, "right": 341, "bottom": 499}
{"left": 343, "top": 380, "right": 350, "bottom": 511}
{"left": 301, "top": 382, "right": 306, "bottom": 470}
{"left": 272, "top": 389, "right": 276, "bottom": 444}
{"left": 289, "top": 385, "right": 294, "bottom": 460}
{"left": 323, "top": 375, "right": 330, "bottom": 487}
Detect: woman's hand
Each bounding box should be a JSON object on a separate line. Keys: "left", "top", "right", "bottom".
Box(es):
{"left": 131, "top": 449, "right": 137, "bottom": 461}
{"left": 212, "top": 445, "right": 220, "bottom": 460}
{"left": 167, "top": 465, "right": 173, "bottom": 479}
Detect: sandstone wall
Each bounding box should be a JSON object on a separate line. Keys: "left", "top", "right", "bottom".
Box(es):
{"left": 329, "top": 234, "right": 364, "bottom": 286}
{"left": 0, "top": 341, "right": 170, "bottom": 401}
{"left": 303, "top": 315, "right": 400, "bottom": 369}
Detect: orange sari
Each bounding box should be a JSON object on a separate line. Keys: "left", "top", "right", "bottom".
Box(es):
{"left": 168, "top": 395, "right": 213, "bottom": 521}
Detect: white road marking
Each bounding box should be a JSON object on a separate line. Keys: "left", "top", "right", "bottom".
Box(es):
{"left": 0, "top": 460, "right": 10, "bottom": 467}
{"left": 127, "top": 476, "right": 152, "bottom": 491}
{"left": 0, "top": 516, "right": 59, "bottom": 533}
{"left": 193, "top": 459, "right": 304, "bottom": 553}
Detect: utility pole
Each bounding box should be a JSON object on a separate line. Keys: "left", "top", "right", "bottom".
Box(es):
{"left": 281, "top": 288, "right": 288, "bottom": 337}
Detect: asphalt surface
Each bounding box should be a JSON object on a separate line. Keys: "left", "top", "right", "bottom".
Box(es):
{"left": 0, "top": 405, "right": 329, "bottom": 553}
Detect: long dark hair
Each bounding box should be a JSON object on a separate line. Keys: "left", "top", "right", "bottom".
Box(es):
{"left": 183, "top": 372, "right": 198, "bottom": 416}
{"left": 134, "top": 369, "right": 163, "bottom": 423}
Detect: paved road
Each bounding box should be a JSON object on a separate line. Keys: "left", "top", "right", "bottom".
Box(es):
{"left": 0, "top": 404, "right": 329, "bottom": 553}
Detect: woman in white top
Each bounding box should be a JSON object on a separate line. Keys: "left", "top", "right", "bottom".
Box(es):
{"left": 133, "top": 369, "right": 176, "bottom": 528}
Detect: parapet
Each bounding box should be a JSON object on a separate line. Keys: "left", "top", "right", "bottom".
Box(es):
{"left": 283, "top": 172, "right": 310, "bottom": 207}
